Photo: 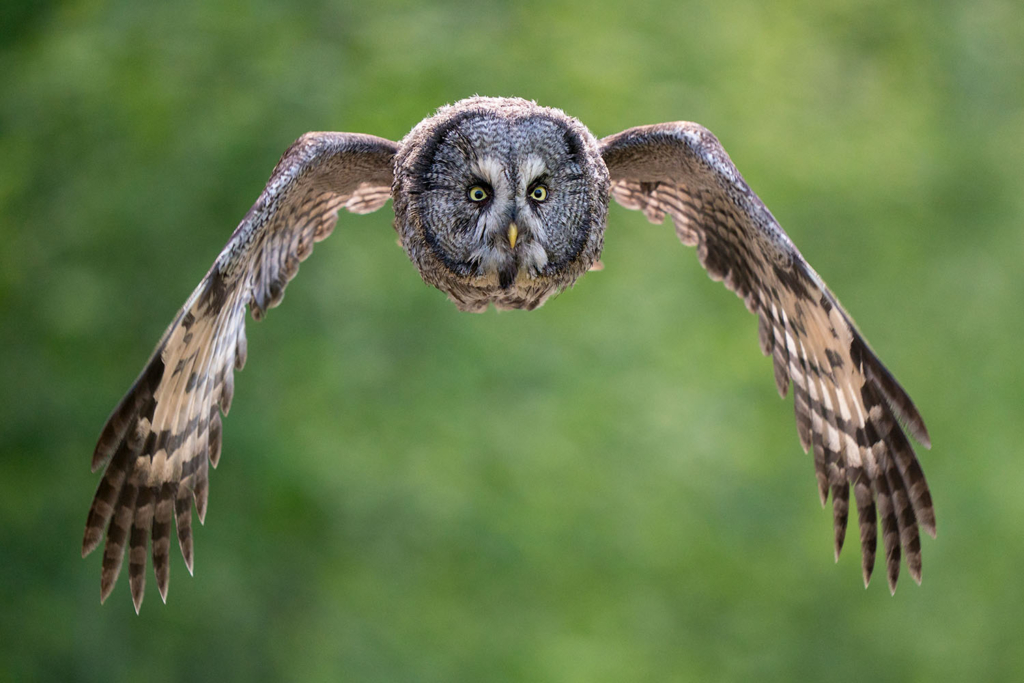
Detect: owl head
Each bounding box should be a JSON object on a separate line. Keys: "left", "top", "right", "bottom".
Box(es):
{"left": 393, "top": 97, "right": 610, "bottom": 312}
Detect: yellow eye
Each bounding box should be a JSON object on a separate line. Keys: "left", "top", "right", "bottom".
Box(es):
{"left": 468, "top": 185, "right": 489, "bottom": 202}
{"left": 530, "top": 185, "right": 548, "bottom": 202}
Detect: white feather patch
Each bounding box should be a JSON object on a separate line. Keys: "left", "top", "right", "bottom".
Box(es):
{"left": 473, "top": 156, "right": 505, "bottom": 186}
{"left": 519, "top": 154, "right": 547, "bottom": 188}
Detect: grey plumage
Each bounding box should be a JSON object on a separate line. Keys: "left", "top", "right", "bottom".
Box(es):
{"left": 394, "top": 98, "right": 608, "bottom": 311}
{"left": 83, "top": 96, "right": 935, "bottom": 611}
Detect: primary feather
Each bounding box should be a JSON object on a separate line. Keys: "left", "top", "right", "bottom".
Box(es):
{"left": 83, "top": 133, "right": 398, "bottom": 612}
{"left": 601, "top": 122, "right": 934, "bottom": 592}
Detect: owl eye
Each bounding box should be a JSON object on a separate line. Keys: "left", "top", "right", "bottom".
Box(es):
{"left": 530, "top": 185, "right": 548, "bottom": 202}
{"left": 467, "top": 185, "right": 489, "bottom": 202}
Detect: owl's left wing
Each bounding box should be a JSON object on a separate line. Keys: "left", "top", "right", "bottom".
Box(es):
{"left": 600, "top": 123, "right": 935, "bottom": 592}
{"left": 83, "top": 132, "right": 399, "bottom": 612}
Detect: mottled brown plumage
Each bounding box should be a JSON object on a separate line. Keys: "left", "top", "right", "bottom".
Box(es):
{"left": 601, "top": 123, "right": 934, "bottom": 592}
{"left": 84, "top": 97, "right": 934, "bottom": 611}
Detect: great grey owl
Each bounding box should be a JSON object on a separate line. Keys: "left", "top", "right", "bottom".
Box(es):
{"left": 83, "top": 96, "right": 935, "bottom": 612}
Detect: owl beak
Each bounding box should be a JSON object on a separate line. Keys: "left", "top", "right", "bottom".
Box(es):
{"left": 507, "top": 223, "right": 518, "bottom": 249}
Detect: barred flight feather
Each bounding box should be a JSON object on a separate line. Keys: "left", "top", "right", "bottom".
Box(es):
{"left": 601, "top": 122, "right": 935, "bottom": 593}
{"left": 83, "top": 132, "right": 398, "bottom": 611}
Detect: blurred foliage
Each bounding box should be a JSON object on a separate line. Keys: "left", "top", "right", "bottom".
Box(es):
{"left": 2, "top": 0, "right": 1023, "bottom": 680}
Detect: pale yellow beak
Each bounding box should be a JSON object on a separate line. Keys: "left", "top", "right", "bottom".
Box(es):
{"left": 507, "top": 223, "right": 518, "bottom": 249}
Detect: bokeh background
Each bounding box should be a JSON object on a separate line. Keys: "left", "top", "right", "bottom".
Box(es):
{"left": 2, "top": 0, "right": 1022, "bottom": 680}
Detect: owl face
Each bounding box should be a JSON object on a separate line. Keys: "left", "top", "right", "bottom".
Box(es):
{"left": 394, "top": 98, "right": 610, "bottom": 311}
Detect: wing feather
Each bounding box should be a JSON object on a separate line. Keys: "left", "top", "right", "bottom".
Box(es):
{"left": 151, "top": 481, "right": 174, "bottom": 602}
{"left": 601, "top": 123, "right": 934, "bottom": 591}
{"left": 83, "top": 132, "right": 399, "bottom": 609}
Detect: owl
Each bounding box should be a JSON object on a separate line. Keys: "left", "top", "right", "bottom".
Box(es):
{"left": 83, "top": 97, "right": 935, "bottom": 612}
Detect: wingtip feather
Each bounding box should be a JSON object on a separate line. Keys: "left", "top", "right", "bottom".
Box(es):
{"left": 156, "top": 568, "right": 169, "bottom": 603}
{"left": 90, "top": 449, "right": 108, "bottom": 474}
{"left": 923, "top": 516, "right": 937, "bottom": 539}
{"left": 82, "top": 529, "right": 102, "bottom": 558}
{"left": 180, "top": 530, "right": 194, "bottom": 576}
{"left": 907, "top": 415, "right": 931, "bottom": 449}
{"left": 99, "top": 572, "right": 118, "bottom": 605}
{"left": 196, "top": 483, "right": 208, "bottom": 525}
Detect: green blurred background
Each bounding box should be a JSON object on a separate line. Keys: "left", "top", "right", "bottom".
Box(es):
{"left": 2, "top": 0, "right": 1022, "bottom": 680}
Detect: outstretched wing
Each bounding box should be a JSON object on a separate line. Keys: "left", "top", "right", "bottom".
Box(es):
{"left": 83, "top": 132, "right": 399, "bottom": 612}
{"left": 601, "top": 124, "right": 935, "bottom": 593}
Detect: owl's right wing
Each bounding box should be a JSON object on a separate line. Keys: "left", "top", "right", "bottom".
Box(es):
{"left": 600, "top": 123, "right": 934, "bottom": 593}
{"left": 82, "top": 132, "right": 399, "bottom": 612}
